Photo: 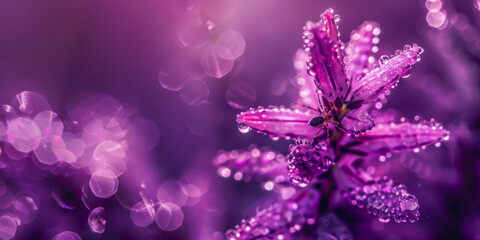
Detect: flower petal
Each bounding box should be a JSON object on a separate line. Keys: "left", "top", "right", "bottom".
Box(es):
{"left": 212, "top": 145, "right": 288, "bottom": 187}
{"left": 350, "top": 44, "right": 424, "bottom": 103}
{"left": 344, "top": 21, "right": 380, "bottom": 85}
{"left": 236, "top": 106, "right": 318, "bottom": 140}
{"left": 225, "top": 189, "right": 320, "bottom": 240}
{"left": 340, "top": 108, "right": 375, "bottom": 135}
{"left": 303, "top": 9, "right": 347, "bottom": 102}
{"left": 353, "top": 119, "right": 449, "bottom": 155}
{"left": 343, "top": 176, "right": 420, "bottom": 223}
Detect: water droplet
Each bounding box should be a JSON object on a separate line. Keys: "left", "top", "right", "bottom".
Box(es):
{"left": 155, "top": 203, "right": 184, "bottom": 231}
{"left": 333, "top": 15, "right": 341, "bottom": 22}
{"left": 215, "top": 30, "right": 246, "bottom": 60}
{"left": 226, "top": 82, "right": 257, "bottom": 109}
{"left": 179, "top": 80, "right": 209, "bottom": 106}
{"left": 379, "top": 155, "right": 386, "bottom": 162}
{"left": 0, "top": 215, "right": 17, "bottom": 240}
{"left": 379, "top": 55, "right": 389, "bottom": 65}
{"left": 200, "top": 46, "right": 234, "bottom": 78}
{"left": 413, "top": 148, "right": 420, "bottom": 153}
{"left": 89, "top": 169, "right": 119, "bottom": 198}
{"left": 130, "top": 201, "right": 155, "bottom": 227}
{"left": 88, "top": 207, "right": 106, "bottom": 233}
{"left": 11, "top": 91, "right": 51, "bottom": 116}
{"left": 158, "top": 60, "right": 190, "bottom": 91}
{"left": 375, "top": 102, "right": 383, "bottom": 109}
{"left": 52, "top": 231, "right": 82, "bottom": 240}
{"left": 13, "top": 196, "right": 37, "bottom": 224}
{"left": 400, "top": 195, "right": 418, "bottom": 211}
{"left": 7, "top": 117, "right": 42, "bottom": 153}
{"left": 176, "top": 24, "right": 209, "bottom": 49}
{"left": 237, "top": 123, "right": 250, "bottom": 133}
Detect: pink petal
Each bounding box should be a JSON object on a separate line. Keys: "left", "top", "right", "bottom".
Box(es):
{"left": 354, "top": 119, "right": 449, "bottom": 155}
{"left": 236, "top": 106, "right": 318, "bottom": 140}
{"left": 303, "top": 9, "right": 347, "bottom": 102}
{"left": 350, "top": 44, "right": 424, "bottom": 103}
{"left": 340, "top": 108, "right": 375, "bottom": 135}
{"left": 344, "top": 21, "right": 380, "bottom": 85}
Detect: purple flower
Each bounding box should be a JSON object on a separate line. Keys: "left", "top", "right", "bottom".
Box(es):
{"left": 218, "top": 8, "right": 450, "bottom": 239}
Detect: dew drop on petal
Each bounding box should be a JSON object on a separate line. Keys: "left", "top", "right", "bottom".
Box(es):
{"left": 176, "top": 24, "right": 209, "bottom": 49}
{"left": 200, "top": 46, "right": 234, "bottom": 78}
{"left": 88, "top": 207, "right": 106, "bottom": 233}
{"left": 225, "top": 82, "right": 257, "bottom": 109}
{"left": 155, "top": 202, "right": 184, "bottom": 231}
{"left": 158, "top": 60, "right": 190, "bottom": 91}
{"left": 0, "top": 215, "right": 17, "bottom": 240}
{"left": 52, "top": 231, "right": 82, "bottom": 240}
{"left": 237, "top": 123, "right": 250, "bottom": 133}
{"left": 130, "top": 201, "right": 155, "bottom": 227}
{"left": 400, "top": 195, "right": 418, "bottom": 211}
{"left": 179, "top": 80, "right": 209, "bottom": 106}
{"left": 215, "top": 30, "right": 246, "bottom": 60}
{"left": 89, "top": 169, "right": 119, "bottom": 198}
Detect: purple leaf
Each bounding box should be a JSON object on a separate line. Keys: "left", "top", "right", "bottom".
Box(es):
{"left": 287, "top": 138, "right": 334, "bottom": 187}
{"left": 350, "top": 44, "right": 424, "bottom": 103}
{"left": 212, "top": 145, "right": 288, "bottom": 186}
{"left": 303, "top": 9, "right": 347, "bottom": 102}
{"left": 344, "top": 21, "right": 380, "bottom": 85}
{"left": 225, "top": 189, "right": 320, "bottom": 240}
{"left": 354, "top": 119, "right": 449, "bottom": 155}
{"left": 340, "top": 108, "right": 375, "bottom": 135}
{"left": 343, "top": 176, "right": 420, "bottom": 223}
{"left": 236, "top": 106, "right": 318, "bottom": 140}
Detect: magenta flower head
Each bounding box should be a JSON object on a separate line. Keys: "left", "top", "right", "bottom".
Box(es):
{"left": 218, "top": 8, "right": 450, "bottom": 239}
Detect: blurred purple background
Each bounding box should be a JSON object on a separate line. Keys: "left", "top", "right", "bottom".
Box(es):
{"left": 0, "top": 0, "right": 479, "bottom": 239}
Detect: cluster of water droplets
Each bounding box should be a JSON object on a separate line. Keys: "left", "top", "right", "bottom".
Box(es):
{"left": 287, "top": 138, "right": 334, "bottom": 187}
{"left": 213, "top": 145, "right": 289, "bottom": 191}
{"left": 361, "top": 117, "right": 449, "bottom": 156}
{"left": 225, "top": 190, "right": 320, "bottom": 240}
{"left": 343, "top": 176, "right": 420, "bottom": 223}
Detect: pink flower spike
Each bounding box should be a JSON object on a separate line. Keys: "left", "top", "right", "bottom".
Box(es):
{"left": 349, "top": 44, "right": 424, "bottom": 103}
{"left": 236, "top": 106, "right": 318, "bottom": 140}
{"left": 303, "top": 9, "right": 347, "bottom": 103}
{"left": 353, "top": 119, "right": 450, "bottom": 156}
{"left": 344, "top": 21, "right": 380, "bottom": 85}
